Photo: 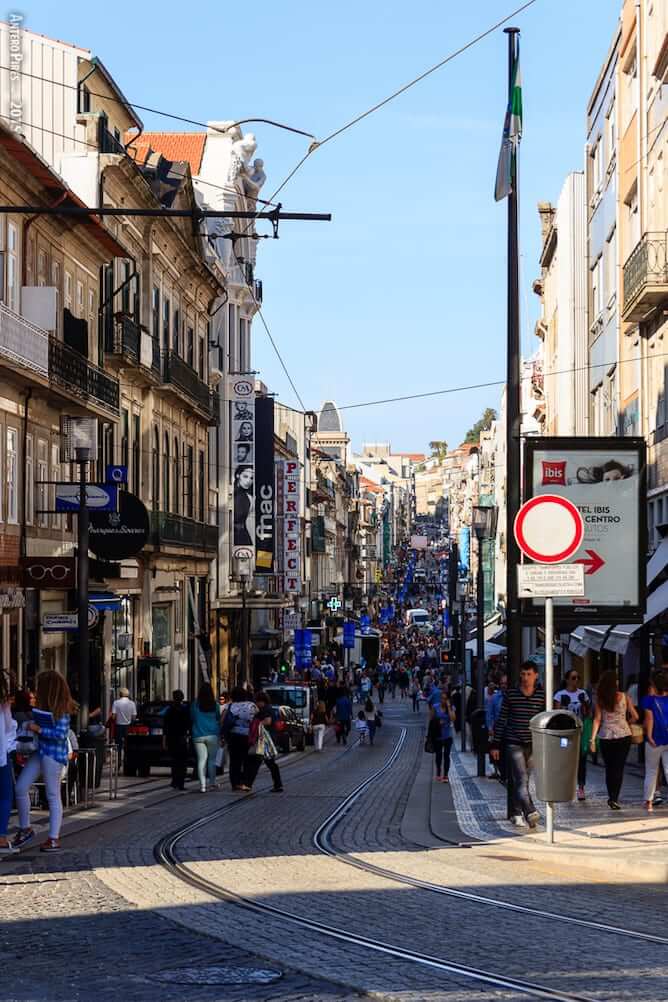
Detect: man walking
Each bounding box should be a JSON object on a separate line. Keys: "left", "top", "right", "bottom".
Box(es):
{"left": 490, "top": 662, "right": 543, "bottom": 828}
{"left": 334, "top": 688, "right": 352, "bottom": 744}
{"left": 110, "top": 687, "right": 137, "bottom": 763}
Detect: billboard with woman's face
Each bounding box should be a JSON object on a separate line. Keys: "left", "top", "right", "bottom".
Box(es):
{"left": 522, "top": 437, "right": 646, "bottom": 624}
{"left": 230, "top": 376, "right": 255, "bottom": 563}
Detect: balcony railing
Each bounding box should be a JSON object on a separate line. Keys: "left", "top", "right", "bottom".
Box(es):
{"left": 49, "top": 336, "right": 120, "bottom": 414}
{"left": 98, "top": 119, "right": 126, "bottom": 155}
{"left": 149, "top": 511, "right": 218, "bottom": 551}
{"left": 108, "top": 315, "right": 162, "bottom": 378}
{"left": 623, "top": 231, "right": 668, "bottom": 322}
{"left": 0, "top": 301, "right": 49, "bottom": 379}
{"left": 162, "top": 350, "right": 214, "bottom": 416}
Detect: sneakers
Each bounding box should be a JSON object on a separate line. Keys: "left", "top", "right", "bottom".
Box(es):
{"left": 0, "top": 839, "right": 19, "bottom": 856}
{"left": 40, "top": 838, "right": 61, "bottom": 853}
{"left": 511, "top": 815, "right": 527, "bottom": 828}
{"left": 526, "top": 811, "right": 541, "bottom": 829}
{"left": 11, "top": 828, "right": 34, "bottom": 850}
{"left": 608, "top": 799, "right": 622, "bottom": 811}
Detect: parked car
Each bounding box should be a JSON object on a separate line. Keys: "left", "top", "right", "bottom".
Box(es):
{"left": 264, "top": 684, "right": 318, "bottom": 730}
{"left": 270, "top": 705, "right": 307, "bottom": 754}
{"left": 123, "top": 700, "right": 195, "bottom": 777}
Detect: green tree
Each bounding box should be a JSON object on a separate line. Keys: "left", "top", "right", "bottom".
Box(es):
{"left": 464, "top": 408, "right": 497, "bottom": 444}
{"left": 428, "top": 440, "right": 448, "bottom": 461}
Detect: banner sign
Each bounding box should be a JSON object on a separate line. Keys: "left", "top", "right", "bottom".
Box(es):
{"left": 230, "top": 374, "right": 256, "bottom": 564}
{"left": 294, "top": 628, "right": 312, "bottom": 669}
{"left": 343, "top": 621, "right": 356, "bottom": 648}
{"left": 523, "top": 437, "right": 646, "bottom": 624}
{"left": 282, "top": 459, "right": 302, "bottom": 595}
{"left": 254, "top": 396, "right": 275, "bottom": 572}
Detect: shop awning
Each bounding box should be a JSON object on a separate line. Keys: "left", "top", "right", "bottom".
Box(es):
{"left": 568, "top": 628, "right": 589, "bottom": 658}
{"left": 648, "top": 536, "right": 668, "bottom": 586}
{"left": 582, "top": 625, "right": 611, "bottom": 652}
{"left": 604, "top": 624, "right": 639, "bottom": 655}
{"left": 465, "top": 639, "right": 506, "bottom": 658}
{"left": 89, "top": 591, "right": 122, "bottom": 611}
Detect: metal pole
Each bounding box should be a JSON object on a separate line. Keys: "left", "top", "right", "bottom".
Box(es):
{"left": 460, "top": 597, "right": 467, "bottom": 753}
{"left": 476, "top": 532, "right": 486, "bottom": 777}
{"left": 545, "top": 595, "right": 554, "bottom": 844}
{"left": 241, "top": 578, "right": 249, "bottom": 688}
{"left": 504, "top": 26, "right": 522, "bottom": 688}
{"left": 77, "top": 452, "right": 90, "bottom": 732}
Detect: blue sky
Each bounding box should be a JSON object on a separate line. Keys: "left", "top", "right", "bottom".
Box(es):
{"left": 24, "top": 0, "right": 620, "bottom": 454}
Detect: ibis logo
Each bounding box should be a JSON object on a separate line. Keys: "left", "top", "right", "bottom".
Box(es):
{"left": 541, "top": 460, "right": 566, "bottom": 486}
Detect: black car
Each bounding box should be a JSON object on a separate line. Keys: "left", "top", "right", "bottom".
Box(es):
{"left": 270, "top": 705, "right": 307, "bottom": 754}
{"left": 123, "top": 700, "right": 195, "bottom": 777}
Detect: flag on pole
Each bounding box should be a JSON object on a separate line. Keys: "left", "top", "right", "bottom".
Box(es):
{"left": 494, "top": 44, "right": 523, "bottom": 201}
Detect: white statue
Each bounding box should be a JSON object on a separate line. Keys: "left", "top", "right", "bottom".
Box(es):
{"left": 227, "top": 133, "right": 258, "bottom": 184}
{"left": 244, "top": 158, "right": 266, "bottom": 201}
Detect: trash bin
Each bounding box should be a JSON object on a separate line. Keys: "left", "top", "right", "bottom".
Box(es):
{"left": 79, "top": 728, "right": 106, "bottom": 789}
{"left": 530, "top": 710, "right": 582, "bottom": 803}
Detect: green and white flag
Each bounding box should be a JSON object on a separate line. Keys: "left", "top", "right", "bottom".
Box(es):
{"left": 494, "top": 47, "right": 523, "bottom": 201}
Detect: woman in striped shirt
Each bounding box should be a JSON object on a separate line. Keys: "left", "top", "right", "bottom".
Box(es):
{"left": 13, "top": 671, "right": 76, "bottom": 853}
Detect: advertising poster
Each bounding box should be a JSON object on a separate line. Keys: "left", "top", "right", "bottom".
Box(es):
{"left": 524, "top": 437, "right": 646, "bottom": 623}
{"left": 254, "top": 396, "right": 275, "bottom": 572}
{"left": 230, "top": 374, "right": 256, "bottom": 564}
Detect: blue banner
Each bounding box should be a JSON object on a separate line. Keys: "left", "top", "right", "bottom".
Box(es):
{"left": 343, "top": 621, "right": 356, "bottom": 649}
{"left": 360, "top": 614, "right": 371, "bottom": 636}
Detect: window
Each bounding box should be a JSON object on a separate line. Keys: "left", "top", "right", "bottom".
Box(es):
{"left": 591, "top": 140, "right": 604, "bottom": 194}
{"left": 37, "top": 250, "right": 47, "bottom": 287}
{"left": 162, "top": 297, "right": 170, "bottom": 352}
{"left": 198, "top": 450, "right": 205, "bottom": 522}
{"left": 64, "top": 270, "right": 73, "bottom": 309}
{"left": 152, "top": 286, "right": 160, "bottom": 339}
{"left": 7, "top": 222, "right": 18, "bottom": 312}
{"left": 121, "top": 261, "right": 132, "bottom": 314}
{"left": 152, "top": 426, "right": 160, "bottom": 511}
{"left": 37, "top": 439, "right": 48, "bottom": 528}
{"left": 173, "top": 307, "right": 180, "bottom": 353}
{"left": 25, "top": 434, "right": 33, "bottom": 526}
{"left": 132, "top": 414, "right": 141, "bottom": 496}
{"left": 606, "top": 103, "right": 616, "bottom": 164}
{"left": 163, "top": 432, "right": 170, "bottom": 512}
{"left": 606, "top": 229, "right": 616, "bottom": 306}
{"left": 623, "top": 48, "right": 638, "bottom": 132}
{"left": 76, "top": 280, "right": 84, "bottom": 317}
{"left": 6, "top": 428, "right": 18, "bottom": 524}
{"left": 186, "top": 444, "right": 194, "bottom": 518}
{"left": 78, "top": 83, "right": 91, "bottom": 114}
{"left": 198, "top": 336, "right": 205, "bottom": 379}
{"left": 228, "top": 303, "right": 236, "bottom": 370}
{"left": 121, "top": 409, "right": 129, "bottom": 469}
{"left": 625, "top": 188, "right": 640, "bottom": 258}
{"left": 591, "top": 257, "right": 604, "bottom": 322}
{"left": 173, "top": 436, "right": 180, "bottom": 514}
{"left": 51, "top": 443, "right": 60, "bottom": 529}
{"left": 186, "top": 326, "right": 194, "bottom": 368}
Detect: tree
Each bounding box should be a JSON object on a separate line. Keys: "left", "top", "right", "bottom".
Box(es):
{"left": 429, "top": 440, "right": 448, "bottom": 461}
{"left": 464, "top": 408, "right": 497, "bottom": 444}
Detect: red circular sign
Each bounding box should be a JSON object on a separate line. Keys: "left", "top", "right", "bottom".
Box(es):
{"left": 514, "top": 494, "right": 584, "bottom": 564}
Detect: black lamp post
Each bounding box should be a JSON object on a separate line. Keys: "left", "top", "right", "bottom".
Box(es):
{"left": 472, "top": 504, "right": 498, "bottom": 777}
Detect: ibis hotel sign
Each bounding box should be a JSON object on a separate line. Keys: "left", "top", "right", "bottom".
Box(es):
{"left": 523, "top": 437, "right": 646, "bottom": 624}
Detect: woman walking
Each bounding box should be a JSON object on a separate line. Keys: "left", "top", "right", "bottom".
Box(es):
{"left": 13, "top": 671, "right": 76, "bottom": 853}
{"left": 222, "top": 686, "right": 257, "bottom": 791}
{"left": 590, "top": 669, "right": 638, "bottom": 811}
{"left": 409, "top": 674, "right": 421, "bottom": 713}
{"left": 246, "top": 692, "right": 283, "bottom": 792}
{"left": 429, "top": 690, "right": 455, "bottom": 782}
{"left": 364, "top": 696, "right": 377, "bottom": 746}
{"left": 190, "top": 683, "right": 222, "bottom": 793}
{"left": 310, "top": 701, "right": 328, "bottom": 752}
{"left": 640, "top": 670, "right": 668, "bottom": 812}
{"left": 0, "top": 671, "right": 17, "bottom": 855}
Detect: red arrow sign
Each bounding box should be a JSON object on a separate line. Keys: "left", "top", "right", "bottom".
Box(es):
{"left": 575, "top": 549, "right": 605, "bottom": 575}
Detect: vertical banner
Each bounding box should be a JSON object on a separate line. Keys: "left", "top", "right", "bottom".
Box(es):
{"left": 283, "top": 459, "right": 302, "bottom": 595}
{"left": 254, "top": 396, "right": 275, "bottom": 572}
{"left": 230, "top": 375, "right": 256, "bottom": 564}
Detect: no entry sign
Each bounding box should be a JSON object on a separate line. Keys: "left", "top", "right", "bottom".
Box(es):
{"left": 514, "top": 494, "right": 584, "bottom": 564}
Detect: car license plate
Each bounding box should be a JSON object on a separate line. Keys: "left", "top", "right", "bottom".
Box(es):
{"left": 151, "top": 728, "right": 163, "bottom": 736}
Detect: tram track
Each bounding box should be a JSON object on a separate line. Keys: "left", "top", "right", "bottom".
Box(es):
{"left": 154, "top": 724, "right": 658, "bottom": 1002}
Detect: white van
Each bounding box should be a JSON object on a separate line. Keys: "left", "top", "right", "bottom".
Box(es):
{"left": 406, "top": 608, "right": 430, "bottom": 629}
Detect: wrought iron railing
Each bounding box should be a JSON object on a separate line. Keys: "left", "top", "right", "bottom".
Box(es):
{"left": 98, "top": 122, "right": 126, "bottom": 156}
{"left": 0, "top": 301, "right": 49, "bottom": 378}
{"left": 623, "top": 231, "right": 668, "bottom": 308}
{"left": 49, "top": 336, "right": 119, "bottom": 413}
{"left": 162, "top": 350, "right": 214, "bottom": 416}
{"left": 109, "top": 313, "right": 140, "bottom": 360}
{"left": 149, "top": 511, "right": 218, "bottom": 551}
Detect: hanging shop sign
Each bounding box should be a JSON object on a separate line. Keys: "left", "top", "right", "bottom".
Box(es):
{"left": 21, "top": 556, "right": 76, "bottom": 590}
{"left": 343, "top": 621, "right": 356, "bottom": 649}
{"left": 254, "top": 396, "right": 275, "bottom": 572}
{"left": 55, "top": 483, "right": 118, "bottom": 513}
{"left": 522, "top": 437, "right": 646, "bottom": 624}
{"left": 282, "top": 459, "right": 302, "bottom": 595}
{"left": 89, "top": 491, "right": 150, "bottom": 561}
{"left": 230, "top": 374, "right": 256, "bottom": 564}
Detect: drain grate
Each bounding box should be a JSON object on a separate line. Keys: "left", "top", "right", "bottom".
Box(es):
{"left": 153, "top": 965, "right": 283, "bottom": 986}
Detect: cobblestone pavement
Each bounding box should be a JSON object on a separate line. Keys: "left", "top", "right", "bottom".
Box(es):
{"left": 4, "top": 701, "right": 668, "bottom": 1002}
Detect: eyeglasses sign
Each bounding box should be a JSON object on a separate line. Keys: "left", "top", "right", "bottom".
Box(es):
{"left": 21, "top": 557, "right": 76, "bottom": 590}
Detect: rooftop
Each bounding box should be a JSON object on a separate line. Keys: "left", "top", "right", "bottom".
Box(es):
{"left": 125, "top": 131, "right": 207, "bottom": 175}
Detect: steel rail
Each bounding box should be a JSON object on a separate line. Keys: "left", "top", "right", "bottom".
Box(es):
{"left": 155, "top": 728, "right": 598, "bottom": 1002}
{"left": 314, "top": 730, "right": 668, "bottom": 948}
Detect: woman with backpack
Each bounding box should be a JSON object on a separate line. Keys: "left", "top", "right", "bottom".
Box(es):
{"left": 222, "top": 686, "right": 257, "bottom": 791}
{"left": 13, "top": 671, "right": 76, "bottom": 853}
{"left": 190, "top": 683, "right": 222, "bottom": 793}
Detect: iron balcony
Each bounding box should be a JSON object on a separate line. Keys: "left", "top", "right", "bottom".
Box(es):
{"left": 161, "top": 350, "right": 218, "bottom": 422}
{"left": 107, "top": 314, "right": 162, "bottom": 381}
{"left": 622, "top": 231, "right": 668, "bottom": 323}
{"left": 49, "top": 336, "right": 120, "bottom": 415}
{"left": 149, "top": 511, "right": 218, "bottom": 552}
{"left": 0, "top": 301, "right": 49, "bottom": 383}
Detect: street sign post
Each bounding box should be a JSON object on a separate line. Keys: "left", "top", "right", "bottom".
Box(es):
{"left": 42, "top": 606, "right": 98, "bottom": 632}
{"left": 514, "top": 495, "right": 586, "bottom": 846}
{"left": 55, "top": 483, "right": 118, "bottom": 513}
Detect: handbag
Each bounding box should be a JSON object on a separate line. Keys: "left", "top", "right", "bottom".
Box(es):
{"left": 629, "top": 723, "right": 644, "bottom": 745}
{"left": 424, "top": 737, "right": 435, "bottom": 754}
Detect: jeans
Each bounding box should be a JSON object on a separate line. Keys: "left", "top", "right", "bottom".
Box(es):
{"left": 506, "top": 743, "right": 536, "bottom": 820}
{"left": 114, "top": 723, "right": 128, "bottom": 755}
{"left": 367, "top": 720, "right": 376, "bottom": 745}
{"left": 434, "top": 737, "right": 453, "bottom": 777}
{"left": 412, "top": 693, "right": 419, "bottom": 712}
{"left": 194, "top": 734, "right": 219, "bottom": 789}
{"left": 16, "top": 753, "right": 66, "bottom": 839}
{"left": 227, "top": 732, "right": 251, "bottom": 787}
{"left": 599, "top": 736, "right": 632, "bottom": 803}
{"left": 643, "top": 743, "right": 668, "bottom": 802}
{"left": 312, "top": 724, "right": 326, "bottom": 751}
{"left": 0, "top": 762, "right": 13, "bottom": 836}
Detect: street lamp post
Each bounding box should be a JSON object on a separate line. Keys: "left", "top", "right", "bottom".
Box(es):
{"left": 472, "top": 505, "right": 498, "bottom": 777}
{"left": 76, "top": 447, "right": 90, "bottom": 732}
{"left": 235, "top": 557, "right": 252, "bottom": 689}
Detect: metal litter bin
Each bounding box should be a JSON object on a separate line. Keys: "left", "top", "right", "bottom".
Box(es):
{"left": 530, "top": 710, "right": 582, "bottom": 803}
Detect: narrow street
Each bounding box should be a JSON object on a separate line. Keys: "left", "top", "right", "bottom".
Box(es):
{"left": 4, "top": 698, "right": 668, "bottom": 1002}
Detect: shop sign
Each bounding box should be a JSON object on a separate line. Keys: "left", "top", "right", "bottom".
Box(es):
{"left": 230, "top": 374, "right": 256, "bottom": 564}
{"left": 254, "top": 396, "right": 275, "bottom": 572}
{"left": 21, "top": 557, "right": 76, "bottom": 590}
{"left": 0, "top": 588, "right": 25, "bottom": 610}
{"left": 89, "top": 492, "right": 149, "bottom": 560}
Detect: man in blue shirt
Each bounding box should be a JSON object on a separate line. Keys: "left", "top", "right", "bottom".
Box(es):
{"left": 334, "top": 690, "right": 352, "bottom": 744}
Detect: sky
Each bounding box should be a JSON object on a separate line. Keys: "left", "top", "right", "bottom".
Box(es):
{"left": 21, "top": 0, "right": 621, "bottom": 455}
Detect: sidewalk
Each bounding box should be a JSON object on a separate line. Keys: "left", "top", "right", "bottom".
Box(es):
{"left": 440, "top": 743, "right": 668, "bottom": 882}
